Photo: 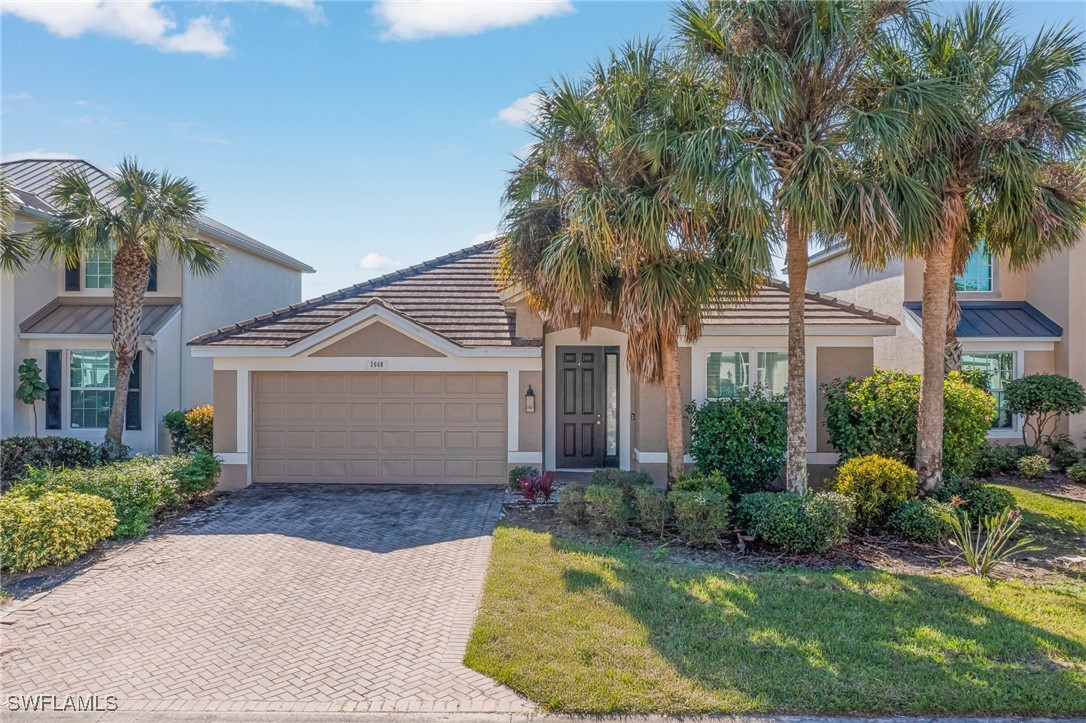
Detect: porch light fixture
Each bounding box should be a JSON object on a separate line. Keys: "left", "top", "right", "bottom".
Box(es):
{"left": 525, "top": 385, "right": 536, "bottom": 413}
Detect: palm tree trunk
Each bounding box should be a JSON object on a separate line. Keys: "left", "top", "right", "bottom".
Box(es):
{"left": 945, "top": 285, "right": 962, "bottom": 373}
{"left": 104, "top": 241, "right": 151, "bottom": 458}
{"left": 662, "top": 340, "right": 685, "bottom": 489}
{"left": 784, "top": 219, "right": 808, "bottom": 494}
{"left": 916, "top": 196, "right": 964, "bottom": 492}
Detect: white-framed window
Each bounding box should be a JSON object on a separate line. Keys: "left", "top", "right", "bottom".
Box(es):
{"left": 706, "top": 350, "right": 788, "bottom": 399}
{"left": 961, "top": 351, "right": 1015, "bottom": 429}
{"left": 955, "top": 243, "right": 993, "bottom": 292}
{"left": 84, "top": 242, "right": 116, "bottom": 289}
{"left": 69, "top": 350, "right": 116, "bottom": 429}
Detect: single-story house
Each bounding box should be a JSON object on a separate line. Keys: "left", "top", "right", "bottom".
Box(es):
{"left": 189, "top": 241, "right": 899, "bottom": 488}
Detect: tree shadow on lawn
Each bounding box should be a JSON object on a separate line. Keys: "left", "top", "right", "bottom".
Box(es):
{"left": 552, "top": 535, "right": 1086, "bottom": 714}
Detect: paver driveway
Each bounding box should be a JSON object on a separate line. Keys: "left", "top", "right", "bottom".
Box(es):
{"left": 1, "top": 484, "right": 530, "bottom": 714}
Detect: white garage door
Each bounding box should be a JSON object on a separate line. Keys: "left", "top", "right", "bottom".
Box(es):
{"left": 252, "top": 372, "right": 507, "bottom": 484}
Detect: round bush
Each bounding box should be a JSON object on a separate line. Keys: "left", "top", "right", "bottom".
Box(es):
{"left": 1017, "top": 455, "right": 1050, "bottom": 480}
{"left": 889, "top": 499, "right": 952, "bottom": 544}
{"left": 686, "top": 394, "right": 786, "bottom": 494}
{"left": 673, "top": 472, "right": 731, "bottom": 496}
{"left": 736, "top": 491, "right": 855, "bottom": 554}
{"left": 633, "top": 487, "right": 670, "bottom": 538}
{"left": 958, "top": 484, "right": 1016, "bottom": 524}
{"left": 1067, "top": 461, "right": 1086, "bottom": 484}
{"left": 584, "top": 484, "right": 630, "bottom": 535}
{"left": 557, "top": 483, "right": 588, "bottom": 526}
{"left": 0, "top": 489, "right": 117, "bottom": 572}
{"left": 831, "top": 454, "right": 918, "bottom": 530}
{"left": 668, "top": 490, "right": 731, "bottom": 547}
{"left": 823, "top": 370, "right": 995, "bottom": 477}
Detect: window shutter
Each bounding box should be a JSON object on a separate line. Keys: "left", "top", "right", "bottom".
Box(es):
{"left": 147, "top": 260, "right": 158, "bottom": 292}
{"left": 125, "top": 352, "right": 142, "bottom": 431}
{"left": 64, "top": 264, "right": 81, "bottom": 291}
{"left": 45, "top": 350, "right": 62, "bottom": 429}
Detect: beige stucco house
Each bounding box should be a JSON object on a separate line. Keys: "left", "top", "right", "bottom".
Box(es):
{"left": 0, "top": 159, "right": 314, "bottom": 453}
{"left": 191, "top": 241, "right": 899, "bottom": 488}
{"left": 806, "top": 234, "right": 1086, "bottom": 443}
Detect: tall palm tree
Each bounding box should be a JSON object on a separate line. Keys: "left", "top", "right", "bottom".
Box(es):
{"left": 674, "top": 0, "right": 951, "bottom": 492}
{"left": 33, "top": 158, "right": 224, "bottom": 456}
{"left": 497, "top": 41, "right": 772, "bottom": 486}
{"left": 1, "top": 177, "right": 34, "bottom": 273}
{"left": 880, "top": 4, "right": 1086, "bottom": 491}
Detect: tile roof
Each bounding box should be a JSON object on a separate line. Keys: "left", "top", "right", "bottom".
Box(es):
{"left": 190, "top": 242, "right": 898, "bottom": 350}
{"left": 1, "top": 159, "right": 314, "bottom": 273}
{"left": 20, "top": 297, "right": 181, "bottom": 337}
{"left": 904, "top": 301, "right": 1062, "bottom": 338}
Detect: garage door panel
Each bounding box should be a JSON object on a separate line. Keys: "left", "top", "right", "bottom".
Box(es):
{"left": 253, "top": 372, "right": 507, "bottom": 484}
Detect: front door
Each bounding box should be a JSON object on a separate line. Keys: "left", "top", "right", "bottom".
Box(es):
{"left": 556, "top": 346, "right": 606, "bottom": 468}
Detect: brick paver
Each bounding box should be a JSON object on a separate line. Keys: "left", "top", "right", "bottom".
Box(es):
{"left": 0, "top": 484, "right": 530, "bottom": 713}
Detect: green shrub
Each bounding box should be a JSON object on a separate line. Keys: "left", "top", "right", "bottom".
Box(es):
{"left": 1043, "top": 434, "right": 1081, "bottom": 471}
{"left": 686, "top": 393, "right": 786, "bottom": 494}
{"left": 1017, "top": 454, "right": 1050, "bottom": 479}
{"left": 958, "top": 484, "right": 1016, "bottom": 524}
{"left": 822, "top": 369, "right": 995, "bottom": 477}
{"left": 1004, "top": 374, "right": 1086, "bottom": 447}
{"left": 163, "top": 405, "right": 214, "bottom": 454}
{"left": 557, "top": 483, "right": 588, "bottom": 526}
{"left": 668, "top": 490, "right": 730, "bottom": 547}
{"left": 584, "top": 484, "right": 630, "bottom": 535}
{"left": 20, "top": 455, "right": 191, "bottom": 538}
{"left": 0, "top": 489, "right": 117, "bottom": 572}
{"left": 830, "top": 454, "right": 918, "bottom": 530}
{"left": 590, "top": 468, "right": 653, "bottom": 490}
{"left": 507, "top": 465, "right": 538, "bottom": 491}
{"left": 633, "top": 487, "right": 670, "bottom": 538}
{"left": 1066, "top": 461, "right": 1086, "bottom": 484}
{"left": 737, "top": 492, "right": 855, "bottom": 554}
{"left": 173, "top": 450, "right": 222, "bottom": 497}
{"left": 889, "top": 499, "right": 953, "bottom": 544}
{"left": 967, "top": 442, "right": 1019, "bottom": 477}
{"left": 1, "top": 436, "right": 95, "bottom": 480}
{"left": 673, "top": 471, "right": 731, "bottom": 496}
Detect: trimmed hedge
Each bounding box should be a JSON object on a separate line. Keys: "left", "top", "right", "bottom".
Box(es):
{"left": 687, "top": 394, "right": 786, "bottom": 494}
{"left": 669, "top": 490, "right": 730, "bottom": 547}
{"left": 737, "top": 492, "right": 855, "bottom": 554}
{"left": 831, "top": 454, "right": 918, "bottom": 530}
{"left": 0, "top": 489, "right": 117, "bottom": 572}
{"left": 673, "top": 472, "right": 731, "bottom": 496}
{"left": 584, "top": 484, "right": 630, "bottom": 535}
{"left": 889, "top": 498, "right": 953, "bottom": 544}
{"left": 633, "top": 487, "right": 670, "bottom": 538}
{"left": 1, "top": 436, "right": 95, "bottom": 480}
{"left": 823, "top": 369, "right": 995, "bottom": 477}
{"left": 1068, "top": 461, "right": 1086, "bottom": 484}
{"left": 557, "top": 483, "right": 589, "bottom": 526}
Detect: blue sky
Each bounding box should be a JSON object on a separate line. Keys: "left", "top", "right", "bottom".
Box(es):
{"left": 3, "top": 1, "right": 1083, "bottom": 297}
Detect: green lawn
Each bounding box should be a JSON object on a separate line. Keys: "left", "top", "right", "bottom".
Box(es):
{"left": 997, "top": 483, "right": 1086, "bottom": 551}
{"left": 467, "top": 524, "right": 1086, "bottom": 715}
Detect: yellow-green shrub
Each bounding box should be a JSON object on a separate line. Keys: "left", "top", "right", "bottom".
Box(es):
{"left": 831, "top": 454, "right": 919, "bottom": 529}
{"left": 0, "top": 489, "right": 117, "bottom": 572}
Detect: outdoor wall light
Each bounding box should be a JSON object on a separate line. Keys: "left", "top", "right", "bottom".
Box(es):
{"left": 525, "top": 385, "right": 536, "bottom": 413}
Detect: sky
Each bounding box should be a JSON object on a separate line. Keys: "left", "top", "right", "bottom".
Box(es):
{"left": 3, "top": 0, "right": 1084, "bottom": 298}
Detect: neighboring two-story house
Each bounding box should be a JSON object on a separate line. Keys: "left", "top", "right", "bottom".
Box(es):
{"left": 0, "top": 158, "right": 314, "bottom": 453}
{"left": 806, "top": 235, "right": 1086, "bottom": 443}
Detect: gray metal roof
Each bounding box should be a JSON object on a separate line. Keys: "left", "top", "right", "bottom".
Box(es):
{"left": 1, "top": 159, "right": 314, "bottom": 273}
{"left": 904, "top": 301, "right": 1062, "bottom": 338}
{"left": 20, "top": 298, "right": 181, "bottom": 337}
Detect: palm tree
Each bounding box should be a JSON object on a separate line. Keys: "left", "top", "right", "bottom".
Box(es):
{"left": 1, "top": 177, "right": 35, "bottom": 273}
{"left": 497, "top": 41, "right": 772, "bottom": 487}
{"left": 880, "top": 4, "right": 1086, "bottom": 491}
{"left": 33, "top": 158, "right": 224, "bottom": 456}
{"left": 674, "top": 0, "right": 950, "bottom": 492}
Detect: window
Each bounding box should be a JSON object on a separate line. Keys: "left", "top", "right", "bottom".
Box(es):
{"left": 70, "top": 351, "right": 116, "bottom": 428}
{"left": 84, "top": 241, "right": 116, "bottom": 289}
{"left": 955, "top": 243, "right": 993, "bottom": 292}
{"left": 706, "top": 350, "right": 787, "bottom": 399}
{"left": 962, "top": 352, "right": 1014, "bottom": 429}
{"left": 604, "top": 348, "right": 619, "bottom": 460}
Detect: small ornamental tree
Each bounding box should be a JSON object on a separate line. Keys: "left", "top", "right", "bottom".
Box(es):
{"left": 16, "top": 358, "right": 47, "bottom": 436}
{"left": 1004, "top": 374, "right": 1086, "bottom": 447}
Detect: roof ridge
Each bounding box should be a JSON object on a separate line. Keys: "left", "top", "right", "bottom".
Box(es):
{"left": 187, "top": 240, "right": 498, "bottom": 346}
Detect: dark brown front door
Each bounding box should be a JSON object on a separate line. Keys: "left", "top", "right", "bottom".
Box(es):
{"left": 556, "top": 347, "right": 605, "bottom": 468}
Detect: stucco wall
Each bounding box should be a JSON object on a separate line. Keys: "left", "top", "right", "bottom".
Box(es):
{"left": 815, "top": 346, "right": 875, "bottom": 453}
{"left": 213, "top": 370, "right": 238, "bottom": 454}
{"left": 311, "top": 321, "right": 445, "bottom": 357}
{"left": 634, "top": 347, "right": 692, "bottom": 453}
{"left": 518, "top": 370, "right": 543, "bottom": 453}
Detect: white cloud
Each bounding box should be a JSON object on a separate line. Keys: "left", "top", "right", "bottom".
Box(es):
{"left": 263, "top": 0, "right": 326, "bottom": 24}
{"left": 373, "top": 0, "right": 573, "bottom": 41}
{"left": 169, "top": 122, "right": 231, "bottom": 146}
{"left": 359, "top": 252, "right": 403, "bottom": 272}
{"left": 2, "top": 92, "right": 32, "bottom": 102}
{"left": 471, "top": 230, "right": 497, "bottom": 244}
{"left": 497, "top": 92, "right": 543, "bottom": 127}
{"left": 1, "top": 1, "right": 231, "bottom": 57}
{"left": 1, "top": 150, "right": 79, "bottom": 162}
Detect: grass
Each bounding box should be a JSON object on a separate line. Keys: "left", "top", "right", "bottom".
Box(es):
{"left": 467, "top": 525, "right": 1086, "bottom": 715}
{"left": 996, "top": 483, "right": 1086, "bottom": 551}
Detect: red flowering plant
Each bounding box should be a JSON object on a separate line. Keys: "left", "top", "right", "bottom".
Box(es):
{"left": 516, "top": 470, "right": 556, "bottom": 504}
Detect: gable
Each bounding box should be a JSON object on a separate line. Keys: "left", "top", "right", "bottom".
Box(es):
{"left": 310, "top": 320, "right": 446, "bottom": 358}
